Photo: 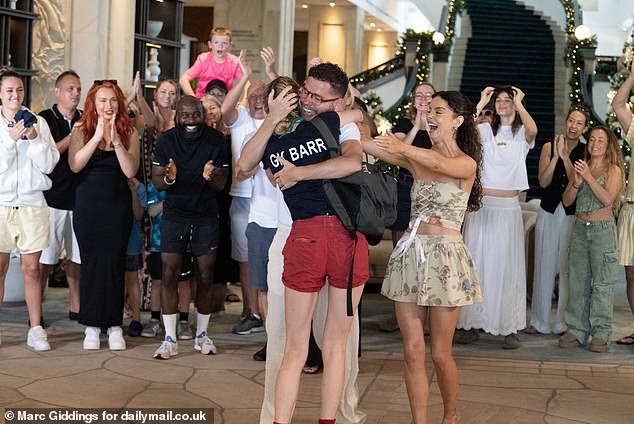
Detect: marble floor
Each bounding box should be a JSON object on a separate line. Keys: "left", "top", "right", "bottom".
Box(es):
{"left": 1, "top": 283, "right": 634, "bottom": 424}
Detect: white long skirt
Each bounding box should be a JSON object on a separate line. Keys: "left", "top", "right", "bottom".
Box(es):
{"left": 457, "top": 195, "right": 526, "bottom": 335}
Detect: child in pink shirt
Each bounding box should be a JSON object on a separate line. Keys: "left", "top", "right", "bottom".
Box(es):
{"left": 179, "top": 27, "right": 243, "bottom": 98}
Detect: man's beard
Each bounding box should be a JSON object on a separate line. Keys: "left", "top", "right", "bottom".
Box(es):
{"left": 176, "top": 123, "right": 203, "bottom": 140}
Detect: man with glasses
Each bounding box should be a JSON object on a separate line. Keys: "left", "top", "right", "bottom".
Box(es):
{"left": 237, "top": 62, "right": 366, "bottom": 424}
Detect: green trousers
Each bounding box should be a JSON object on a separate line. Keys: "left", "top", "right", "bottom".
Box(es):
{"left": 566, "top": 219, "right": 620, "bottom": 344}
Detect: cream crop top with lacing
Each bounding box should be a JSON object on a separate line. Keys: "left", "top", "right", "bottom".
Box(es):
{"left": 392, "top": 180, "right": 469, "bottom": 263}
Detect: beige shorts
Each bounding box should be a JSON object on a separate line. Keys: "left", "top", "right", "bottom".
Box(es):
{"left": 618, "top": 202, "right": 634, "bottom": 266}
{"left": 0, "top": 205, "right": 50, "bottom": 254}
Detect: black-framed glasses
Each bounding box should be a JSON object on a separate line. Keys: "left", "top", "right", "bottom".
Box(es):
{"left": 298, "top": 84, "right": 339, "bottom": 105}
{"left": 93, "top": 79, "right": 118, "bottom": 86}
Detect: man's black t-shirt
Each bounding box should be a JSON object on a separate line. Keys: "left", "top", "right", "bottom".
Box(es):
{"left": 262, "top": 111, "right": 342, "bottom": 221}
{"left": 153, "top": 125, "right": 228, "bottom": 224}
{"left": 39, "top": 105, "right": 82, "bottom": 210}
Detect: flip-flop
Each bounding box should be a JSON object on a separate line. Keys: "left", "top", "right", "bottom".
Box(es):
{"left": 616, "top": 333, "right": 634, "bottom": 345}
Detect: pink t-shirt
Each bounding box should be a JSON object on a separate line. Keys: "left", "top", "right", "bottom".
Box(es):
{"left": 185, "top": 52, "right": 243, "bottom": 98}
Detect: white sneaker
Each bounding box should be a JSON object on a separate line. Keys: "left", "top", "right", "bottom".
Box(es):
{"left": 83, "top": 327, "right": 100, "bottom": 350}
{"left": 107, "top": 326, "right": 126, "bottom": 350}
{"left": 194, "top": 332, "right": 217, "bottom": 355}
{"left": 27, "top": 325, "right": 51, "bottom": 351}
{"left": 154, "top": 338, "right": 178, "bottom": 360}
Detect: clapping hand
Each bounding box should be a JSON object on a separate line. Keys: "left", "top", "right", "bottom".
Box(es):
{"left": 165, "top": 158, "right": 177, "bottom": 181}
{"left": 94, "top": 116, "right": 105, "bottom": 142}
{"left": 8, "top": 120, "right": 28, "bottom": 141}
{"left": 238, "top": 49, "right": 252, "bottom": 78}
{"left": 203, "top": 160, "right": 216, "bottom": 181}
{"left": 554, "top": 134, "right": 569, "bottom": 160}
{"left": 573, "top": 159, "right": 591, "bottom": 183}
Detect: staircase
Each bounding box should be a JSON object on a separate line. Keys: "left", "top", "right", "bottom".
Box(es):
{"left": 460, "top": 0, "right": 556, "bottom": 199}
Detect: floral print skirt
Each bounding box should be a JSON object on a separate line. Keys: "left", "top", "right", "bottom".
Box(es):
{"left": 381, "top": 233, "right": 482, "bottom": 307}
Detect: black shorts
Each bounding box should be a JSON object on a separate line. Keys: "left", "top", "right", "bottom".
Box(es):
{"left": 146, "top": 251, "right": 193, "bottom": 281}
{"left": 160, "top": 216, "right": 219, "bottom": 257}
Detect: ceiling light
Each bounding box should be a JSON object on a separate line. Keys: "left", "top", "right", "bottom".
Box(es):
{"left": 377, "top": 28, "right": 382, "bottom": 32}
{"left": 329, "top": 2, "right": 335, "bottom": 7}
{"left": 370, "top": 22, "right": 376, "bottom": 28}
{"left": 302, "top": 4, "right": 308, "bottom": 8}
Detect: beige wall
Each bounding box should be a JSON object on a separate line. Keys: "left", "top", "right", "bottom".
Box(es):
{"left": 307, "top": 5, "right": 364, "bottom": 76}
{"left": 363, "top": 30, "right": 397, "bottom": 70}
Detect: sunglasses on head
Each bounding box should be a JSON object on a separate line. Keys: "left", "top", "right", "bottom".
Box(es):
{"left": 94, "top": 79, "right": 118, "bottom": 86}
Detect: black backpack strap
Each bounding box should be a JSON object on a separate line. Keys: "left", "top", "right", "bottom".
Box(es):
{"left": 310, "top": 115, "right": 341, "bottom": 158}
{"left": 309, "top": 116, "right": 356, "bottom": 317}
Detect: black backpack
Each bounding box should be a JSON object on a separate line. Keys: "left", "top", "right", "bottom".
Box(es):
{"left": 311, "top": 116, "right": 397, "bottom": 245}
{"left": 310, "top": 116, "right": 398, "bottom": 316}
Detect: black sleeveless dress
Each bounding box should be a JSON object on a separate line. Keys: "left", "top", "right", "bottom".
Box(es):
{"left": 74, "top": 150, "right": 132, "bottom": 327}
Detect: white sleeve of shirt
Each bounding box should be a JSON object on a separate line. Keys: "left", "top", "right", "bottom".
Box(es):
{"left": 339, "top": 122, "right": 360, "bottom": 144}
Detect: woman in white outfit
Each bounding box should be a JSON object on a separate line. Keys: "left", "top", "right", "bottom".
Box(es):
{"left": 456, "top": 85, "right": 537, "bottom": 349}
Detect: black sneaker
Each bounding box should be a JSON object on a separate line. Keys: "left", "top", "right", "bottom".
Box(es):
{"left": 232, "top": 313, "right": 264, "bottom": 335}
{"left": 253, "top": 343, "right": 267, "bottom": 361}
{"left": 128, "top": 320, "right": 143, "bottom": 337}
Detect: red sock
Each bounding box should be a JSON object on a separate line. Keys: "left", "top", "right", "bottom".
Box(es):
{"left": 318, "top": 420, "right": 336, "bottom": 424}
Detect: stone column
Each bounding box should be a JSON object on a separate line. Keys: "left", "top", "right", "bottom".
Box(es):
{"left": 32, "top": 0, "right": 135, "bottom": 108}
{"left": 32, "top": 0, "right": 68, "bottom": 113}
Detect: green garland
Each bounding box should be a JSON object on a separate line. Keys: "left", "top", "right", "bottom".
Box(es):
{"left": 352, "top": 1, "right": 464, "bottom": 127}
{"left": 561, "top": 0, "right": 597, "bottom": 111}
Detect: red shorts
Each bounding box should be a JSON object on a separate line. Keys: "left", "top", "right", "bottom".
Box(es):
{"left": 282, "top": 215, "right": 369, "bottom": 292}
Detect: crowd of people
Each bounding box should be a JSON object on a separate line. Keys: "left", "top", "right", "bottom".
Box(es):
{"left": 1, "top": 23, "right": 633, "bottom": 424}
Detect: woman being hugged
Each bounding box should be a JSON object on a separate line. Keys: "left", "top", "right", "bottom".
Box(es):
{"left": 69, "top": 80, "right": 140, "bottom": 351}
{"left": 559, "top": 126, "right": 624, "bottom": 353}
{"left": 363, "top": 91, "right": 483, "bottom": 424}
{"left": 260, "top": 76, "right": 365, "bottom": 424}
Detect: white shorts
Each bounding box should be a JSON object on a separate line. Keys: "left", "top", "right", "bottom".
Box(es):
{"left": 39, "top": 207, "right": 81, "bottom": 265}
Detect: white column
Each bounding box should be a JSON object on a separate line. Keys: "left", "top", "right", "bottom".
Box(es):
{"left": 277, "top": 0, "right": 295, "bottom": 77}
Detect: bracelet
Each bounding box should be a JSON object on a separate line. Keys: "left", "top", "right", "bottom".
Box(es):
{"left": 163, "top": 175, "right": 175, "bottom": 185}
{"left": 112, "top": 143, "right": 121, "bottom": 149}
{"left": 573, "top": 183, "right": 581, "bottom": 189}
